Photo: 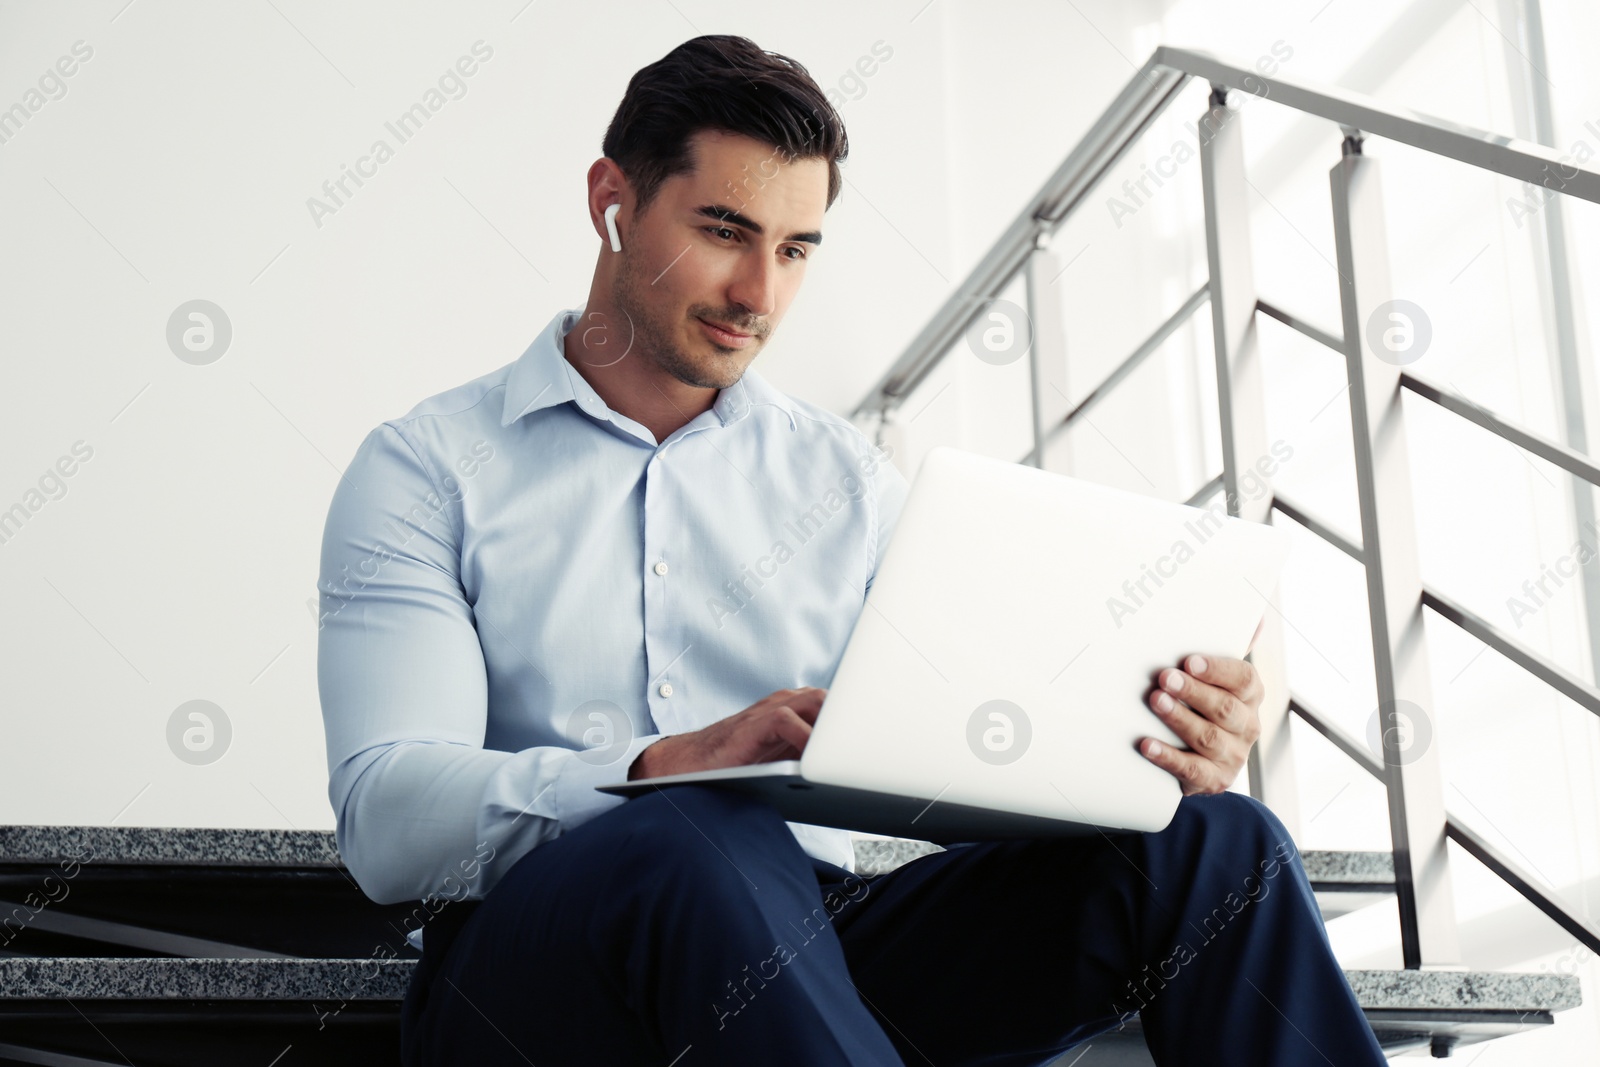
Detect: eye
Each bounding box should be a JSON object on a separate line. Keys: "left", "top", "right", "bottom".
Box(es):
{"left": 783, "top": 246, "right": 808, "bottom": 261}
{"left": 704, "top": 225, "right": 737, "bottom": 242}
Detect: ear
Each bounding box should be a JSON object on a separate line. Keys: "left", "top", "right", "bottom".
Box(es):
{"left": 587, "top": 158, "right": 629, "bottom": 252}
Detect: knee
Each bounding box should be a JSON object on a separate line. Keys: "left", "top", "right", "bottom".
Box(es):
{"left": 1171, "top": 790, "right": 1300, "bottom": 872}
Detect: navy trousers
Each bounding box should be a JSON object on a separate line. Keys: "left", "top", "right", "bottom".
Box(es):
{"left": 400, "top": 784, "right": 1387, "bottom": 1066}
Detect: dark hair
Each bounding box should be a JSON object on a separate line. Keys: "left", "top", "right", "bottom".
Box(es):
{"left": 602, "top": 35, "right": 848, "bottom": 214}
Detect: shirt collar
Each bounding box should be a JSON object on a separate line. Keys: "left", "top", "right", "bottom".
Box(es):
{"left": 500, "top": 306, "right": 796, "bottom": 431}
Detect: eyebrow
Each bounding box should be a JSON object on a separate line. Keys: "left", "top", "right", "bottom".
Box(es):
{"left": 694, "top": 204, "right": 822, "bottom": 246}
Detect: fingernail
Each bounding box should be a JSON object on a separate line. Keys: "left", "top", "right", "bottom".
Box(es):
{"left": 1190, "top": 655, "right": 1208, "bottom": 674}
{"left": 1148, "top": 741, "right": 1162, "bottom": 756}
{"left": 1156, "top": 692, "right": 1174, "bottom": 713}
{"left": 1163, "top": 670, "right": 1184, "bottom": 693}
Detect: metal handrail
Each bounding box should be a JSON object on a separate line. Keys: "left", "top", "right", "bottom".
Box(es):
{"left": 1288, "top": 695, "right": 1600, "bottom": 956}
{"left": 1446, "top": 818, "right": 1600, "bottom": 955}
{"left": 1400, "top": 373, "right": 1600, "bottom": 489}
{"left": 1049, "top": 284, "right": 1210, "bottom": 443}
{"left": 1272, "top": 489, "right": 1600, "bottom": 723}
{"left": 862, "top": 38, "right": 1600, "bottom": 976}
{"left": 854, "top": 45, "right": 1600, "bottom": 419}
{"left": 1255, "top": 298, "right": 1344, "bottom": 354}
{"left": 1183, "top": 472, "right": 1224, "bottom": 509}
{"left": 1269, "top": 491, "right": 1361, "bottom": 563}
{"left": 1289, "top": 694, "right": 1383, "bottom": 779}
{"left": 1250, "top": 296, "right": 1600, "bottom": 489}
{"left": 1422, "top": 588, "right": 1600, "bottom": 721}
{"left": 850, "top": 65, "right": 1187, "bottom": 417}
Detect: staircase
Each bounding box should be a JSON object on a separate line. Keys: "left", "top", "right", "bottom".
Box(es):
{"left": 8, "top": 39, "right": 1598, "bottom": 1067}
{"left": 0, "top": 826, "right": 1580, "bottom": 1064}
{"left": 848, "top": 38, "right": 1600, "bottom": 1066}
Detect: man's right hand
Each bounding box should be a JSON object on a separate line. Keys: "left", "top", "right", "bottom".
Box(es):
{"left": 627, "top": 687, "right": 826, "bottom": 781}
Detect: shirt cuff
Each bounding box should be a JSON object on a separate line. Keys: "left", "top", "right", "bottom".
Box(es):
{"left": 554, "top": 732, "right": 665, "bottom": 830}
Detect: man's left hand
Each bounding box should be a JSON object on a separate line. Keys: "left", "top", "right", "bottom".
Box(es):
{"left": 1140, "top": 640, "right": 1264, "bottom": 796}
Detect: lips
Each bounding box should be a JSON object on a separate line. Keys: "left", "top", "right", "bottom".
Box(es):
{"left": 698, "top": 316, "right": 753, "bottom": 340}
{"left": 697, "top": 316, "right": 759, "bottom": 350}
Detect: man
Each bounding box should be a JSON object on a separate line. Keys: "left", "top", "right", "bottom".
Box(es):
{"left": 316, "top": 34, "right": 1387, "bottom": 1067}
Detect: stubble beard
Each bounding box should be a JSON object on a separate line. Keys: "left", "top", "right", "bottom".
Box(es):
{"left": 611, "top": 242, "right": 749, "bottom": 391}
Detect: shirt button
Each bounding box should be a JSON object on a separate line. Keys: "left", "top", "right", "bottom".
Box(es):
{"left": 653, "top": 561, "right": 669, "bottom": 576}
{"left": 657, "top": 682, "right": 673, "bottom": 697}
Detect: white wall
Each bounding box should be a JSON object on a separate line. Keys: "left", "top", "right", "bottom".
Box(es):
{"left": 0, "top": 0, "right": 964, "bottom": 831}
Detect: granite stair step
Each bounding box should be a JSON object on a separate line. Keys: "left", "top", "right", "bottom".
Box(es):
{"left": 0, "top": 827, "right": 1393, "bottom": 962}
{"left": 0, "top": 956, "right": 1578, "bottom": 1064}
{"left": 1, "top": 826, "right": 418, "bottom": 961}
{"left": 853, "top": 837, "right": 1398, "bottom": 920}
{"left": 0, "top": 827, "right": 1575, "bottom": 1065}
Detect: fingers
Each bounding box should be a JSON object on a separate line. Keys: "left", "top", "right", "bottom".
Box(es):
{"left": 769, "top": 686, "right": 826, "bottom": 706}
{"left": 766, "top": 687, "right": 826, "bottom": 723}
{"left": 770, "top": 704, "right": 813, "bottom": 756}
{"left": 1148, "top": 685, "right": 1229, "bottom": 760}
{"left": 1141, "top": 656, "right": 1263, "bottom": 795}
{"left": 1160, "top": 660, "right": 1259, "bottom": 738}
{"left": 1183, "top": 655, "right": 1262, "bottom": 706}
{"left": 1138, "top": 736, "right": 1221, "bottom": 795}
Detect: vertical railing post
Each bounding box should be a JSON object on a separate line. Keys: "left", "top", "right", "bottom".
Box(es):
{"left": 1197, "top": 85, "right": 1300, "bottom": 835}
{"left": 1517, "top": 0, "right": 1600, "bottom": 683}
{"left": 1024, "top": 232, "right": 1070, "bottom": 471}
{"left": 1330, "top": 130, "right": 1461, "bottom": 969}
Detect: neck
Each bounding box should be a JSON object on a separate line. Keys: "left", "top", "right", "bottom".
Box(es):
{"left": 562, "top": 296, "right": 717, "bottom": 444}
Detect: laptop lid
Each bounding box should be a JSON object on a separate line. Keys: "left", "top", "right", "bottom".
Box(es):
{"left": 799, "top": 445, "right": 1290, "bottom": 832}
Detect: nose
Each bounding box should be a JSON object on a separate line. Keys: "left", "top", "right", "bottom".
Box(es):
{"left": 725, "top": 252, "right": 777, "bottom": 324}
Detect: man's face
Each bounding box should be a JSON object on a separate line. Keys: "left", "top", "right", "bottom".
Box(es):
{"left": 609, "top": 129, "right": 827, "bottom": 390}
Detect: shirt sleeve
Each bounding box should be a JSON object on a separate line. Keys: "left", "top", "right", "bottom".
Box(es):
{"left": 317, "top": 422, "right": 661, "bottom": 906}
{"left": 865, "top": 445, "right": 912, "bottom": 593}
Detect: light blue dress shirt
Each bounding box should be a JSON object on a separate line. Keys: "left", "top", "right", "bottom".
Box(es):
{"left": 317, "top": 305, "right": 910, "bottom": 914}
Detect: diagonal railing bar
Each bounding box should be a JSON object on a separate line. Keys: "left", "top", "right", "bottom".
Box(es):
{"left": 855, "top": 46, "right": 1600, "bottom": 419}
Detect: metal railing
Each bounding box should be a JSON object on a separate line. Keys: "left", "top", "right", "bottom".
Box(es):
{"left": 853, "top": 43, "right": 1600, "bottom": 970}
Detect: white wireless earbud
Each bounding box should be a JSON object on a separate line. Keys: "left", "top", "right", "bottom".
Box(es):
{"left": 603, "top": 203, "right": 622, "bottom": 252}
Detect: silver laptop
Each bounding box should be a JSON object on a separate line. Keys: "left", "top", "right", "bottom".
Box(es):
{"left": 598, "top": 445, "right": 1290, "bottom": 842}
